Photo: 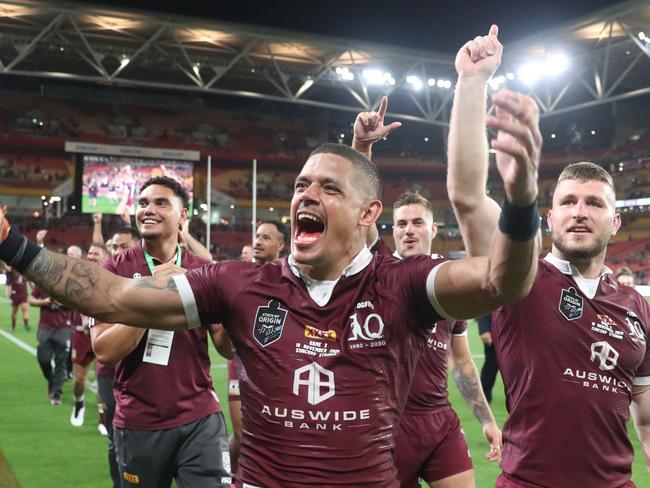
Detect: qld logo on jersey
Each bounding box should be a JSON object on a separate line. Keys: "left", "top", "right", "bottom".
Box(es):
{"left": 347, "top": 307, "right": 387, "bottom": 350}
{"left": 559, "top": 287, "right": 583, "bottom": 321}
{"left": 253, "top": 300, "right": 287, "bottom": 347}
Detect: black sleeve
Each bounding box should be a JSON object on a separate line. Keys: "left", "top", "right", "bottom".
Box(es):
{"left": 477, "top": 314, "right": 492, "bottom": 334}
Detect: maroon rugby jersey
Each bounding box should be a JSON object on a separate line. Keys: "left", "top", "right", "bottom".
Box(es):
{"left": 105, "top": 243, "right": 220, "bottom": 430}
{"left": 7, "top": 269, "right": 28, "bottom": 303}
{"left": 370, "top": 238, "right": 467, "bottom": 414}
{"left": 31, "top": 286, "right": 72, "bottom": 330}
{"left": 175, "top": 251, "right": 443, "bottom": 487}
{"left": 404, "top": 320, "right": 468, "bottom": 414}
{"left": 494, "top": 255, "right": 650, "bottom": 488}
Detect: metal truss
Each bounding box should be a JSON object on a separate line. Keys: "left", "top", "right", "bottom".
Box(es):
{"left": 0, "top": 0, "right": 648, "bottom": 126}
{"left": 500, "top": 0, "right": 650, "bottom": 119}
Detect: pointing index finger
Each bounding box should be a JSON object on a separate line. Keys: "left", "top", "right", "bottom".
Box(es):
{"left": 377, "top": 96, "right": 388, "bottom": 120}
{"left": 489, "top": 24, "right": 499, "bottom": 39}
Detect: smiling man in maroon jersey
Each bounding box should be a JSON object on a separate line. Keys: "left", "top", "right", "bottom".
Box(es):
{"left": 448, "top": 25, "right": 650, "bottom": 488}
{"left": 0, "top": 74, "right": 541, "bottom": 486}
{"left": 89, "top": 176, "right": 231, "bottom": 488}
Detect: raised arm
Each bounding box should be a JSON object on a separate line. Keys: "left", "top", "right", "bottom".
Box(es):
{"left": 92, "top": 212, "right": 104, "bottom": 246}
{"left": 433, "top": 89, "right": 541, "bottom": 319}
{"left": 0, "top": 215, "right": 188, "bottom": 331}
{"left": 180, "top": 220, "right": 213, "bottom": 261}
{"left": 448, "top": 25, "right": 503, "bottom": 257}
{"left": 351, "top": 96, "right": 401, "bottom": 160}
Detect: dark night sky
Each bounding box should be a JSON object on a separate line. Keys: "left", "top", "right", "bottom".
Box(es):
{"left": 95, "top": 0, "right": 626, "bottom": 53}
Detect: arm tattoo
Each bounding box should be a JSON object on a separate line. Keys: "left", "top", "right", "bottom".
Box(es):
{"left": 452, "top": 358, "right": 494, "bottom": 425}
{"left": 25, "top": 250, "right": 101, "bottom": 304}
{"left": 132, "top": 276, "right": 179, "bottom": 293}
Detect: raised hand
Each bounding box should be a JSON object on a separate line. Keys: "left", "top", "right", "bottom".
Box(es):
{"left": 455, "top": 24, "right": 503, "bottom": 81}
{"left": 92, "top": 212, "right": 103, "bottom": 224}
{"left": 352, "top": 96, "right": 402, "bottom": 152}
{"left": 487, "top": 90, "right": 542, "bottom": 207}
{"left": 36, "top": 229, "right": 48, "bottom": 246}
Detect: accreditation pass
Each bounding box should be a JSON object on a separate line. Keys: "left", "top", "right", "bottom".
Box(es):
{"left": 142, "top": 329, "right": 174, "bottom": 366}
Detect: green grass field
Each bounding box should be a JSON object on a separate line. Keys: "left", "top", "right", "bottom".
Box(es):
{"left": 81, "top": 195, "right": 127, "bottom": 215}
{"left": 0, "top": 287, "right": 648, "bottom": 487}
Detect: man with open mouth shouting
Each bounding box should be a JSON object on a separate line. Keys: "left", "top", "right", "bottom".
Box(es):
{"left": 0, "top": 30, "right": 541, "bottom": 488}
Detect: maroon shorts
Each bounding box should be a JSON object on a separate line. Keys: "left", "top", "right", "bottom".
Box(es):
{"left": 71, "top": 330, "right": 94, "bottom": 366}
{"left": 10, "top": 290, "right": 27, "bottom": 306}
{"left": 496, "top": 473, "right": 636, "bottom": 488}
{"left": 395, "top": 408, "right": 472, "bottom": 486}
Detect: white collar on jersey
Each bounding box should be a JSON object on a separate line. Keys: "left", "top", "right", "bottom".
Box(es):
{"left": 544, "top": 252, "right": 613, "bottom": 299}
{"left": 393, "top": 250, "right": 443, "bottom": 260}
{"left": 288, "top": 246, "right": 373, "bottom": 306}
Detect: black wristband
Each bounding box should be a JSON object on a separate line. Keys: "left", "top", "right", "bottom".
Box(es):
{"left": 0, "top": 227, "right": 43, "bottom": 272}
{"left": 498, "top": 199, "right": 540, "bottom": 242}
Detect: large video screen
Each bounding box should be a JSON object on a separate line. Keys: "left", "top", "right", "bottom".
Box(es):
{"left": 81, "top": 155, "right": 194, "bottom": 215}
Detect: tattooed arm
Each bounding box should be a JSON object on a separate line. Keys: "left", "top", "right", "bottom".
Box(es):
{"left": 449, "top": 332, "right": 502, "bottom": 461}
{"left": 23, "top": 249, "right": 188, "bottom": 330}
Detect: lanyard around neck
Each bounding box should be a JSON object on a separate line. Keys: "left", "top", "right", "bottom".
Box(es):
{"left": 143, "top": 243, "right": 182, "bottom": 275}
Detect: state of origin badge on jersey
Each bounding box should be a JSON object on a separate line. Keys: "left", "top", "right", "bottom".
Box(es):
{"left": 559, "top": 286, "right": 584, "bottom": 321}
{"left": 253, "top": 300, "right": 287, "bottom": 347}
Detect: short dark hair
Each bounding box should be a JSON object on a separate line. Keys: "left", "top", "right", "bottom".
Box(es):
{"left": 393, "top": 192, "right": 434, "bottom": 218}
{"left": 308, "top": 143, "right": 382, "bottom": 200}
{"left": 140, "top": 176, "right": 190, "bottom": 209}
{"left": 557, "top": 162, "right": 615, "bottom": 196}
{"left": 259, "top": 220, "right": 288, "bottom": 243}
{"left": 113, "top": 226, "right": 141, "bottom": 240}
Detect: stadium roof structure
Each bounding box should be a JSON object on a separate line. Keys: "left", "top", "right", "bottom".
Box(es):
{"left": 0, "top": 0, "right": 648, "bottom": 126}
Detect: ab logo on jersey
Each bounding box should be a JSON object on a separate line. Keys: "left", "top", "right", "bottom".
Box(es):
{"left": 253, "top": 300, "right": 287, "bottom": 347}
{"left": 559, "top": 287, "right": 583, "bottom": 321}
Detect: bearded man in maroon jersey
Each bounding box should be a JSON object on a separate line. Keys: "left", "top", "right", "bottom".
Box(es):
{"left": 448, "top": 25, "right": 650, "bottom": 488}
{"left": 0, "top": 60, "right": 541, "bottom": 485}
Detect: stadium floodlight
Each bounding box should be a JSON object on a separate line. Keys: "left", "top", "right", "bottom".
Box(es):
{"left": 517, "top": 62, "right": 542, "bottom": 85}
{"left": 488, "top": 74, "right": 506, "bottom": 91}
{"left": 193, "top": 63, "right": 201, "bottom": 75}
{"left": 546, "top": 53, "right": 569, "bottom": 76}
{"left": 335, "top": 67, "right": 354, "bottom": 81}
{"left": 362, "top": 69, "right": 384, "bottom": 85}
{"left": 362, "top": 69, "right": 394, "bottom": 86}
{"left": 506, "top": 72, "right": 515, "bottom": 80}
{"left": 428, "top": 78, "right": 436, "bottom": 86}
{"left": 406, "top": 75, "right": 423, "bottom": 91}
{"left": 639, "top": 32, "right": 647, "bottom": 41}
{"left": 436, "top": 79, "right": 452, "bottom": 89}
{"left": 550, "top": 133, "right": 557, "bottom": 139}
{"left": 591, "top": 130, "right": 596, "bottom": 135}
{"left": 120, "top": 56, "right": 130, "bottom": 68}
{"left": 49, "top": 196, "right": 61, "bottom": 203}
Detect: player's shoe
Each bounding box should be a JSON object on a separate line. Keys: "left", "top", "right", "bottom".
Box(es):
{"left": 70, "top": 401, "right": 85, "bottom": 427}
{"left": 97, "top": 423, "right": 108, "bottom": 436}
{"left": 51, "top": 395, "right": 61, "bottom": 406}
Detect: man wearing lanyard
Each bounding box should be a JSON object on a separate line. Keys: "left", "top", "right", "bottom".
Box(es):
{"left": 89, "top": 176, "right": 231, "bottom": 488}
